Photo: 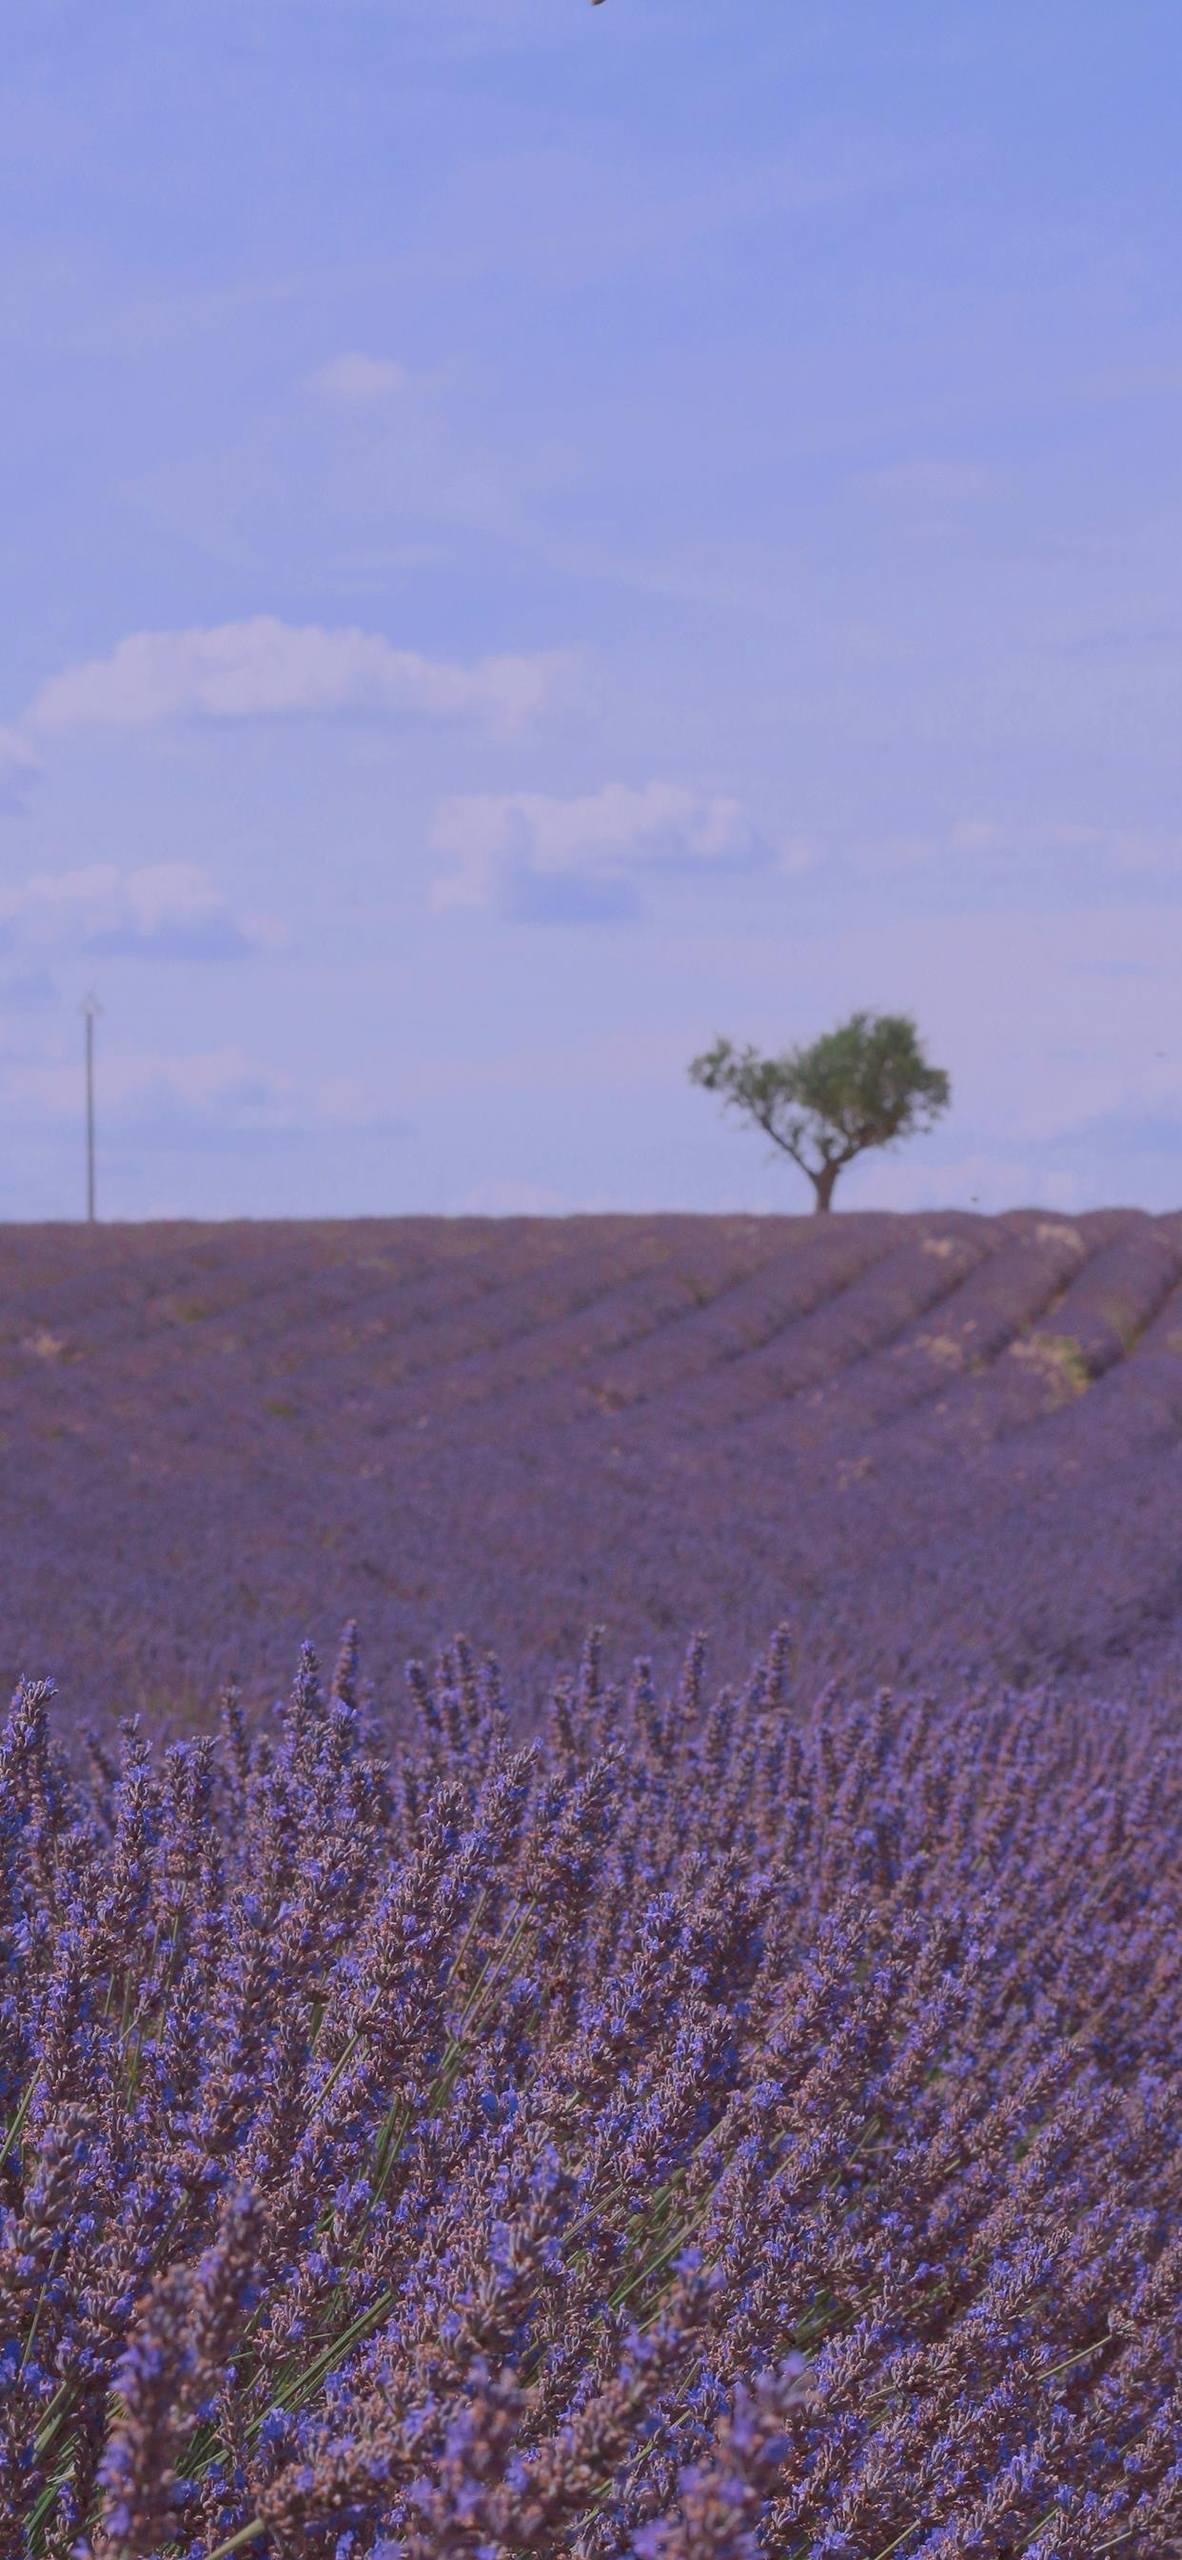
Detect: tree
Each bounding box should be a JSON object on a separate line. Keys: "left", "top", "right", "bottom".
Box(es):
{"left": 689, "top": 1010, "right": 950, "bottom": 1213}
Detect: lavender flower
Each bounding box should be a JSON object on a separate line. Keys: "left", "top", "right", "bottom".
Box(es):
{"left": 0, "top": 1617, "right": 1174, "bottom": 2557}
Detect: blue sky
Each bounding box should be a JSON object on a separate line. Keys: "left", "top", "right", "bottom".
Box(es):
{"left": 2, "top": 0, "right": 1180, "bottom": 1219}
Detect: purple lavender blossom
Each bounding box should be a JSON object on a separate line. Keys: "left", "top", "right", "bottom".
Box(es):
{"left": 0, "top": 1622, "right": 1177, "bottom": 2557}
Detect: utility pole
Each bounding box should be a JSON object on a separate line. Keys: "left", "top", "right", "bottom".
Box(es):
{"left": 82, "top": 993, "right": 101, "bottom": 1222}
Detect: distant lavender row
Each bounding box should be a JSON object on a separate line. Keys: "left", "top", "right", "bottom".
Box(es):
{"left": 2, "top": 1624, "right": 1179, "bottom": 2556}
{"left": 3, "top": 1212, "right": 1182, "bottom": 1719}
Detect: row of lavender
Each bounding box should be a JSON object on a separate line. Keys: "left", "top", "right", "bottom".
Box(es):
{"left": 5, "top": 1212, "right": 1182, "bottom": 1715}
{"left": 2, "top": 1624, "right": 1179, "bottom": 2556}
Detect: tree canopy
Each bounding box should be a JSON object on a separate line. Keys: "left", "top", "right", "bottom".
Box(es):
{"left": 689, "top": 1010, "right": 951, "bottom": 1213}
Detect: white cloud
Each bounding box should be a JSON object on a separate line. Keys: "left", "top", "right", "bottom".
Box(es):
{"left": 431, "top": 781, "right": 779, "bottom": 917}
{"left": 4, "top": 1043, "right": 399, "bottom": 1135}
{"left": 1045, "top": 823, "right": 1182, "bottom": 877}
{"left": 0, "top": 862, "right": 280, "bottom": 961}
{"left": 26, "top": 617, "right": 567, "bottom": 739}
{"left": 5, "top": 1044, "right": 287, "bottom": 1123}
{"left": 0, "top": 726, "right": 41, "bottom": 814}
{"left": 307, "top": 353, "right": 412, "bottom": 405}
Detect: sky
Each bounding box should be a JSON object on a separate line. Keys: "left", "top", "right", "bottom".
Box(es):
{"left": 2, "top": 0, "right": 1180, "bottom": 1221}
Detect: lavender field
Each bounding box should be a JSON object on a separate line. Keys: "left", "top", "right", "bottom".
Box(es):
{"left": 3, "top": 1211, "right": 1181, "bottom": 2556}
{"left": 4, "top": 1209, "right": 1182, "bottom": 1718}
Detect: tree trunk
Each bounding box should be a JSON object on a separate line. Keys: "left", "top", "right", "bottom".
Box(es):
{"left": 810, "top": 1161, "right": 841, "bottom": 1213}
